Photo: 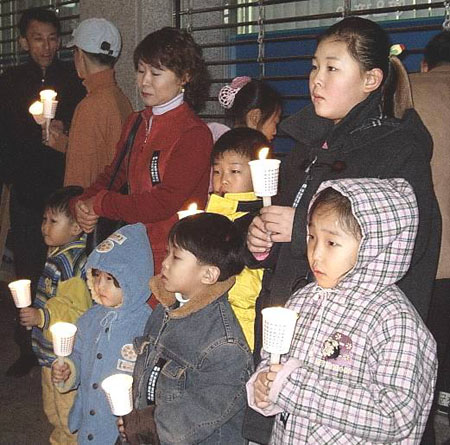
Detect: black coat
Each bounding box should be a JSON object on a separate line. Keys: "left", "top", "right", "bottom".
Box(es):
{"left": 0, "top": 58, "right": 85, "bottom": 210}
{"left": 243, "top": 91, "right": 441, "bottom": 444}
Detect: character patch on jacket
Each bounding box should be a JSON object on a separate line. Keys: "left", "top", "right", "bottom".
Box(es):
{"left": 320, "top": 332, "right": 353, "bottom": 371}
{"left": 117, "top": 343, "right": 137, "bottom": 373}
{"left": 96, "top": 233, "right": 129, "bottom": 253}
{"left": 149, "top": 151, "right": 161, "bottom": 185}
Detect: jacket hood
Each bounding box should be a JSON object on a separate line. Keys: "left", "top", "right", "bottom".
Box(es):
{"left": 86, "top": 223, "right": 154, "bottom": 311}
{"left": 310, "top": 178, "right": 418, "bottom": 297}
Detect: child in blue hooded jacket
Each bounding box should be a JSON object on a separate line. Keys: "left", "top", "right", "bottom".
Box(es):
{"left": 52, "top": 223, "right": 153, "bottom": 445}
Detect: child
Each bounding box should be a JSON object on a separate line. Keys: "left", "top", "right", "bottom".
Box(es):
{"left": 19, "top": 185, "right": 90, "bottom": 445}
{"left": 206, "top": 127, "right": 269, "bottom": 350}
{"left": 72, "top": 27, "right": 213, "bottom": 285}
{"left": 247, "top": 178, "right": 437, "bottom": 444}
{"left": 51, "top": 223, "right": 153, "bottom": 445}
{"left": 218, "top": 76, "right": 282, "bottom": 142}
{"left": 119, "top": 213, "right": 253, "bottom": 445}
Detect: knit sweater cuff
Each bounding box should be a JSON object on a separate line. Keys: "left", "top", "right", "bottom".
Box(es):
{"left": 38, "top": 308, "right": 47, "bottom": 329}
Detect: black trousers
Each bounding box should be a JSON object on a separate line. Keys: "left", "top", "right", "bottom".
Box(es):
{"left": 8, "top": 189, "right": 46, "bottom": 359}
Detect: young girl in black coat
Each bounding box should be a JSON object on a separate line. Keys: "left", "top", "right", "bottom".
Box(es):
{"left": 244, "top": 16, "right": 440, "bottom": 444}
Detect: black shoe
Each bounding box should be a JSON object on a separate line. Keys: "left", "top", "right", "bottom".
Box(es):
{"left": 6, "top": 355, "right": 38, "bottom": 378}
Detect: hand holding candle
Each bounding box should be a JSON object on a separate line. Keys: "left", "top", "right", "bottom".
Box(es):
{"left": 38, "top": 89, "right": 58, "bottom": 143}
{"left": 50, "top": 322, "right": 77, "bottom": 385}
{"left": 9, "top": 279, "right": 32, "bottom": 330}
{"left": 102, "top": 374, "right": 134, "bottom": 416}
{"left": 248, "top": 147, "right": 281, "bottom": 207}
{"left": 177, "top": 202, "right": 204, "bottom": 220}
{"left": 262, "top": 307, "right": 298, "bottom": 364}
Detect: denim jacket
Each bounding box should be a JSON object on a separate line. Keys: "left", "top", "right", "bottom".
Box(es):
{"left": 132, "top": 275, "right": 254, "bottom": 444}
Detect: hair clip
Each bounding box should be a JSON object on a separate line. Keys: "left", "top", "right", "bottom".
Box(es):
{"left": 389, "top": 43, "right": 406, "bottom": 57}
{"left": 218, "top": 76, "right": 252, "bottom": 109}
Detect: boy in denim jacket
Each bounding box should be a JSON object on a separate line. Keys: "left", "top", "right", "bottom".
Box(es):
{"left": 119, "top": 213, "right": 254, "bottom": 445}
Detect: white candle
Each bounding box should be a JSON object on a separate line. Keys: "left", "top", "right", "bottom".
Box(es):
{"left": 29, "top": 101, "right": 44, "bottom": 116}
{"left": 39, "top": 89, "right": 57, "bottom": 102}
{"left": 248, "top": 147, "right": 281, "bottom": 207}
{"left": 177, "top": 203, "right": 204, "bottom": 220}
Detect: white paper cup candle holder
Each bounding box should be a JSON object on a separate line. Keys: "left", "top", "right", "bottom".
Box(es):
{"left": 8, "top": 279, "right": 32, "bottom": 330}
{"left": 102, "top": 373, "right": 134, "bottom": 416}
{"left": 262, "top": 307, "right": 298, "bottom": 364}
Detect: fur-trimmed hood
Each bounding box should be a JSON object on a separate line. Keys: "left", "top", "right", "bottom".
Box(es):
{"left": 86, "top": 223, "right": 154, "bottom": 312}
{"left": 150, "top": 274, "right": 235, "bottom": 318}
{"left": 309, "top": 178, "right": 418, "bottom": 298}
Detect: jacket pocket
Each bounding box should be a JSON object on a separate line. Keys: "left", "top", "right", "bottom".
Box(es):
{"left": 157, "top": 359, "right": 186, "bottom": 403}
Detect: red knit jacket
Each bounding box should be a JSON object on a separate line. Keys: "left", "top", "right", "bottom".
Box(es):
{"left": 77, "top": 103, "right": 212, "bottom": 274}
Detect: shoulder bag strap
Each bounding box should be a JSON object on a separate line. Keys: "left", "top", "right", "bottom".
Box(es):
{"left": 107, "top": 114, "right": 143, "bottom": 190}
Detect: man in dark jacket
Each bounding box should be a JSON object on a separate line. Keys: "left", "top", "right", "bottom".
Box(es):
{"left": 0, "top": 7, "right": 85, "bottom": 377}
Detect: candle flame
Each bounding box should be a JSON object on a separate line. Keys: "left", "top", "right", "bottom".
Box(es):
{"left": 187, "top": 203, "right": 198, "bottom": 211}
{"left": 40, "top": 89, "right": 57, "bottom": 101}
{"left": 29, "top": 101, "right": 43, "bottom": 116}
{"left": 258, "top": 147, "right": 270, "bottom": 160}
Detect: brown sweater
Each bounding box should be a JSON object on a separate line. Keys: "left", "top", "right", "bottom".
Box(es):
{"left": 63, "top": 68, "right": 132, "bottom": 188}
{"left": 410, "top": 64, "right": 450, "bottom": 279}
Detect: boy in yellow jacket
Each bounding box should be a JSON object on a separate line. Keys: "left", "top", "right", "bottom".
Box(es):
{"left": 206, "top": 127, "right": 268, "bottom": 350}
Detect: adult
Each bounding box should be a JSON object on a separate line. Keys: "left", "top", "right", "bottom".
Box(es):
{"left": 244, "top": 17, "right": 440, "bottom": 444}
{"left": 72, "top": 27, "right": 212, "bottom": 304}
{"left": 0, "top": 7, "right": 85, "bottom": 377}
{"left": 48, "top": 18, "right": 132, "bottom": 188}
{"left": 410, "top": 30, "right": 450, "bottom": 417}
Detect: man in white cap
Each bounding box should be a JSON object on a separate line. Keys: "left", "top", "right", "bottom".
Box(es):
{"left": 48, "top": 17, "right": 132, "bottom": 188}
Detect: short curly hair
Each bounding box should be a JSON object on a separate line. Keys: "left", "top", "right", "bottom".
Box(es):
{"left": 134, "top": 27, "right": 210, "bottom": 113}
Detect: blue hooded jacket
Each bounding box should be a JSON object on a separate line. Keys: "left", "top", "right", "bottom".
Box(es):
{"left": 61, "top": 223, "right": 153, "bottom": 444}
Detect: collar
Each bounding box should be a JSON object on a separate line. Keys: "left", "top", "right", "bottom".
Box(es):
{"left": 153, "top": 92, "right": 184, "bottom": 115}
{"left": 150, "top": 274, "right": 235, "bottom": 319}
{"left": 280, "top": 90, "right": 384, "bottom": 149}
{"left": 26, "top": 57, "right": 61, "bottom": 79}
{"left": 82, "top": 68, "right": 115, "bottom": 94}
{"left": 48, "top": 234, "right": 86, "bottom": 258}
{"left": 206, "top": 192, "right": 261, "bottom": 217}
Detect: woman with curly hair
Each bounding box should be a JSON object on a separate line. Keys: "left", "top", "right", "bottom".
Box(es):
{"left": 73, "top": 27, "right": 213, "bottom": 300}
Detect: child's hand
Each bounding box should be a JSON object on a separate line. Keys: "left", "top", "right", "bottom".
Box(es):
{"left": 117, "top": 416, "right": 127, "bottom": 441}
{"left": 247, "top": 214, "right": 273, "bottom": 254}
{"left": 51, "top": 361, "right": 71, "bottom": 384}
{"left": 254, "top": 364, "right": 283, "bottom": 408}
{"left": 260, "top": 206, "right": 295, "bottom": 243}
{"left": 19, "top": 307, "right": 40, "bottom": 327}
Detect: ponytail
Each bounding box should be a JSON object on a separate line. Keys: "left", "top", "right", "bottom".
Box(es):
{"left": 382, "top": 56, "right": 413, "bottom": 119}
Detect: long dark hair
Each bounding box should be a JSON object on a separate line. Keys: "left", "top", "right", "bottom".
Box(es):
{"left": 319, "top": 17, "right": 411, "bottom": 118}
{"left": 134, "top": 27, "right": 210, "bottom": 113}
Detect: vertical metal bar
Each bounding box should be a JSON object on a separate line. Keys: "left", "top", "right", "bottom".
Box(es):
{"left": 343, "top": 0, "right": 351, "bottom": 17}
{"left": 173, "top": 0, "right": 181, "bottom": 28}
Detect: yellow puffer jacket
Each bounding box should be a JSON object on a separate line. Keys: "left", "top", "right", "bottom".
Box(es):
{"left": 206, "top": 192, "right": 263, "bottom": 350}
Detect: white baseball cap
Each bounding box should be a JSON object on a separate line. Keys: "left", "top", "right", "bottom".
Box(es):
{"left": 67, "top": 18, "right": 121, "bottom": 58}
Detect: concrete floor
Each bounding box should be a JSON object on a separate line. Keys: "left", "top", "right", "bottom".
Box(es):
{"left": 0, "top": 283, "right": 51, "bottom": 444}
{"left": 0, "top": 281, "right": 449, "bottom": 445}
